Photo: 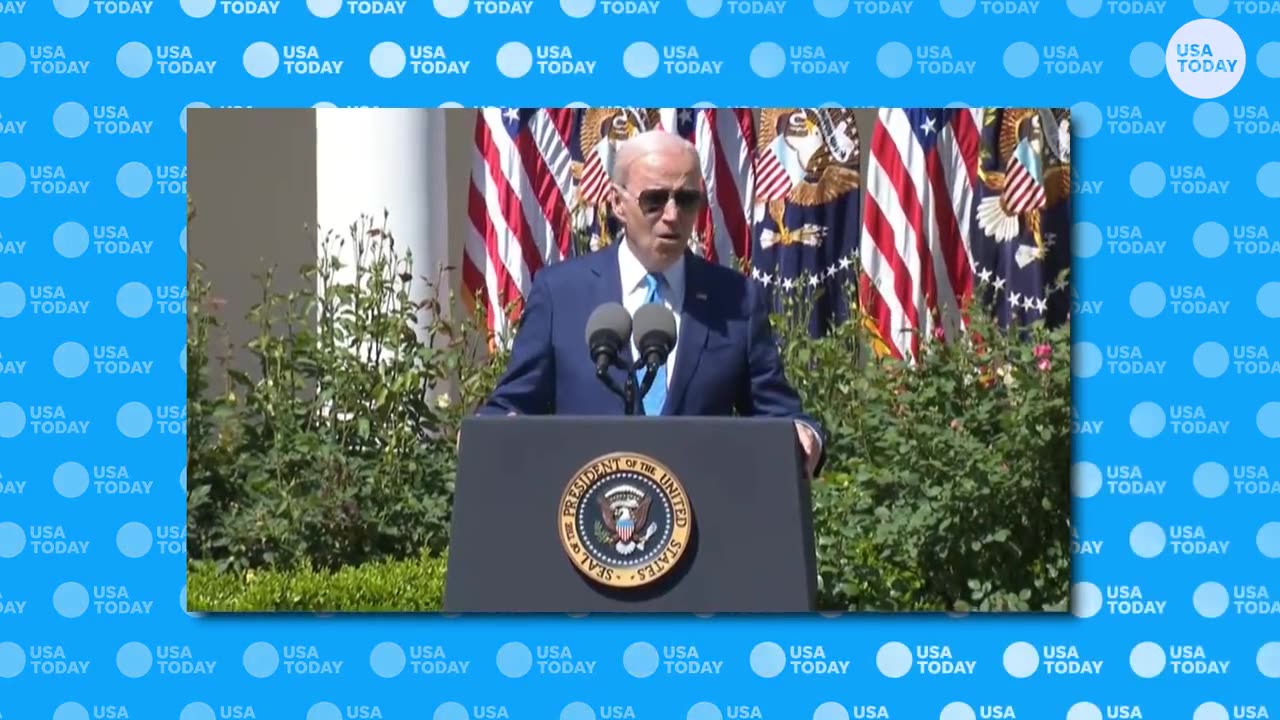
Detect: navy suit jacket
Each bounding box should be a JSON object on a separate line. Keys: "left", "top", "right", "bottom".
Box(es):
{"left": 476, "top": 243, "right": 825, "bottom": 459}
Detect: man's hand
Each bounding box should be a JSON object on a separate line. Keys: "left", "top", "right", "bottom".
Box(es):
{"left": 794, "top": 420, "right": 820, "bottom": 478}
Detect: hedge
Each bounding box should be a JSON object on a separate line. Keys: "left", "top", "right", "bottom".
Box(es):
{"left": 187, "top": 552, "right": 448, "bottom": 612}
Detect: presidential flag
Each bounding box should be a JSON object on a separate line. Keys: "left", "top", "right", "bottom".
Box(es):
{"left": 750, "top": 108, "right": 863, "bottom": 338}
{"left": 568, "top": 107, "right": 664, "bottom": 256}
{"left": 969, "top": 108, "right": 1072, "bottom": 331}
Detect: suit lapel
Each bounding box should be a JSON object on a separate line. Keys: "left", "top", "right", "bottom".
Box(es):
{"left": 589, "top": 243, "right": 632, "bottom": 365}
{"left": 663, "top": 253, "right": 709, "bottom": 416}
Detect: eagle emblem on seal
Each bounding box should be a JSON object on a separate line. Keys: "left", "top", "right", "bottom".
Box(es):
{"left": 596, "top": 485, "right": 658, "bottom": 556}
{"left": 559, "top": 452, "right": 693, "bottom": 589}
{"left": 754, "top": 108, "right": 861, "bottom": 251}
{"left": 975, "top": 108, "right": 1072, "bottom": 267}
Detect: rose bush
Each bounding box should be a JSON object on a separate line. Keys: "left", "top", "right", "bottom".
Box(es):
{"left": 770, "top": 280, "right": 1073, "bottom": 612}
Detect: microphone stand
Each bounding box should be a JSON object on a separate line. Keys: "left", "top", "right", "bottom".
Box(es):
{"left": 624, "top": 355, "right": 661, "bottom": 416}
{"left": 594, "top": 350, "right": 666, "bottom": 416}
{"left": 595, "top": 354, "right": 638, "bottom": 416}
{"left": 633, "top": 357, "right": 658, "bottom": 405}
{"left": 623, "top": 367, "right": 637, "bottom": 416}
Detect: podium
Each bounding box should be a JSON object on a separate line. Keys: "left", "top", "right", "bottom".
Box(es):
{"left": 444, "top": 415, "right": 817, "bottom": 613}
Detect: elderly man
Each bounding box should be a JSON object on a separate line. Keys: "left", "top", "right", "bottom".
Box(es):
{"left": 476, "top": 130, "right": 824, "bottom": 477}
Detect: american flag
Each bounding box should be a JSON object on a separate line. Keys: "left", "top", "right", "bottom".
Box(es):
{"left": 664, "top": 107, "right": 756, "bottom": 270}
{"left": 859, "top": 107, "right": 981, "bottom": 361}
{"left": 462, "top": 108, "right": 578, "bottom": 343}
{"left": 466, "top": 107, "right": 755, "bottom": 341}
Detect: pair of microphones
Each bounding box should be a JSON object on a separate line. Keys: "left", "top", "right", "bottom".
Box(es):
{"left": 585, "top": 302, "right": 678, "bottom": 416}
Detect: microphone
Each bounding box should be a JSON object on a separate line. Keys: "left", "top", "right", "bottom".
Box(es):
{"left": 632, "top": 303, "right": 677, "bottom": 371}
{"left": 584, "top": 302, "right": 632, "bottom": 376}
{"left": 632, "top": 304, "right": 676, "bottom": 412}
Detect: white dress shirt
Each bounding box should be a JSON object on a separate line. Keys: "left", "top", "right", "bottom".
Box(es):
{"left": 618, "top": 239, "right": 683, "bottom": 389}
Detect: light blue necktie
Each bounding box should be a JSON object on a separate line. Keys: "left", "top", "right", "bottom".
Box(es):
{"left": 638, "top": 272, "right": 667, "bottom": 416}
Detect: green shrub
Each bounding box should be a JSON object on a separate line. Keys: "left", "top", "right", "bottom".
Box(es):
{"left": 773, "top": 282, "right": 1072, "bottom": 612}
{"left": 186, "top": 212, "right": 504, "bottom": 576}
{"left": 187, "top": 551, "right": 447, "bottom": 612}
{"left": 187, "top": 212, "right": 1071, "bottom": 613}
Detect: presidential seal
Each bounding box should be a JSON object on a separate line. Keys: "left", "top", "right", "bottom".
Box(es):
{"left": 558, "top": 452, "right": 693, "bottom": 589}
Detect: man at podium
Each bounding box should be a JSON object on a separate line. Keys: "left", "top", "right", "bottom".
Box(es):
{"left": 476, "top": 130, "right": 824, "bottom": 478}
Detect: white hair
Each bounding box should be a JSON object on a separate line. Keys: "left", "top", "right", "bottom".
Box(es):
{"left": 611, "top": 130, "right": 700, "bottom": 186}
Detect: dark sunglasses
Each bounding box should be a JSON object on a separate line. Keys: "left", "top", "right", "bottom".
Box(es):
{"left": 633, "top": 188, "right": 704, "bottom": 214}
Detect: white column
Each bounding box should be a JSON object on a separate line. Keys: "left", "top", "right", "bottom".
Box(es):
{"left": 314, "top": 108, "right": 451, "bottom": 341}
{"left": 313, "top": 108, "right": 453, "bottom": 413}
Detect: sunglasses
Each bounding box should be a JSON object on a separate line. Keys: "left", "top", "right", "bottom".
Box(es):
{"left": 630, "top": 188, "right": 704, "bottom": 214}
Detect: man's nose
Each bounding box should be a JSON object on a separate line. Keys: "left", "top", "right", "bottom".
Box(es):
{"left": 659, "top": 197, "right": 681, "bottom": 223}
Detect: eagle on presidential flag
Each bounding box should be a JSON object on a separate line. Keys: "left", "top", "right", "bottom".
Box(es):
{"left": 750, "top": 108, "right": 862, "bottom": 338}
{"left": 969, "top": 107, "right": 1073, "bottom": 330}
{"left": 569, "top": 108, "right": 664, "bottom": 256}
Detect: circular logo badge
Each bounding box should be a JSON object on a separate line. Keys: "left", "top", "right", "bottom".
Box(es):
{"left": 1165, "top": 18, "right": 1246, "bottom": 99}
{"left": 558, "top": 452, "right": 693, "bottom": 589}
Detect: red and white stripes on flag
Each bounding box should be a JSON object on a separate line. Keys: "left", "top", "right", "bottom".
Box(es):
{"left": 1002, "top": 139, "right": 1047, "bottom": 215}
{"left": 679, "top": 108, "right": 756, "bottom": 269}
{"left": 463, "top": 108, "right": 577, "bottom": 344}
{"left": 753, "top": 143, "right": 792, "bottom": 203}
{"left": 858, "top": 107, "right": 982, "bottom": 362}
{"left": 465, "top": 107, "right": 756, "bottom": 342}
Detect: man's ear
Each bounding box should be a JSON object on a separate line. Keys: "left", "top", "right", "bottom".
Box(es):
{"left": 606, "top": 184, "right": 623, "bottom": 218}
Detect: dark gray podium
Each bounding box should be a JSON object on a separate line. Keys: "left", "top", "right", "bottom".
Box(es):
{"left": 443, "top": 415, "right": 817, "bottom": 613}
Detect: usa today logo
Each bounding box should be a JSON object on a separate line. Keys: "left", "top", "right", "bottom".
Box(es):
{"left": 1104, "top": 106, "right": 1165, "bottom": 135}
{"left": 1231, "top": 106, "right": 1280, "bottom": 135}
{"left": 1109, "top": 0, "right": 1164, "bottom": 12}
{"left": 914, "top": 46, "right": 976, "bottom": 75}
{"left": 728, "top": 0, "right": 785, "bottom": 12}
{"left": 1129, "top": 643, "right": 1231, "bottom": 676}
{"left": 0, "top": 405, "right": 92, "bottom": 436}
{"left": 12, "top": 45, "right": 91, "bottom": 75}
{"left": 61, "top": 105, "right": 154, "bottom": 137}
{"left": 51, "top": 0, "right": 155, "bottom": 14}
{"left": 0, "top": 111, "right": 26, "bottom": 137}
{"left": 115, "top": 43, "right": 216, "bottom": 77}
{"left": 854, "top": 0, "right": 913, "bottom": 14}
{"left": 0, "top": 467, "right": 25, "bottom": 494}
{"left": 474, "top": 0, "right": 534, "bottom": 12}
{"left": 367, "top": 44, "right": 470, "bottom": 77}
{"left": 749, "top": 43, "right": 849, "bottom": 78}
{"left": 1165, "top": 18, "right": 1246, "bottom": 99}
{"left": 619, "top": 643, "right": 726, "bottom": 676}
